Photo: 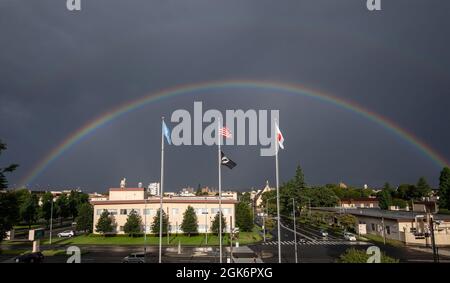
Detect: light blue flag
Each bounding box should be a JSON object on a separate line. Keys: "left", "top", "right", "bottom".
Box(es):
{"left": 162, "top": 120, "right": 172, "bottom": 145}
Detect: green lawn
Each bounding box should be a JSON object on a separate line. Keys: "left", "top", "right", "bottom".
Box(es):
{"left": 362, "top": 233, "right": 405, "bottom": 247}
{"left": 40, "top": 230, "right": 262, "bottom": 246}
{"left": 0, "top": 249, "right": 69, "bottom": 256}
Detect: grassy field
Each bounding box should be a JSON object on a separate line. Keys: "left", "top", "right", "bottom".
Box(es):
{"left": 362, "top": 233, "right": 405, "bottom": 247}
{"left": 0, "top": 249, "right": 69, "bottom": 256}
{"left": 39, "top": 229, "right": 262, "bottom": 246}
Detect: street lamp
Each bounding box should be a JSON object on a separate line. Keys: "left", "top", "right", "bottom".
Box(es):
{"left": 144, "top": 197, "right": 147, "bottom": 254}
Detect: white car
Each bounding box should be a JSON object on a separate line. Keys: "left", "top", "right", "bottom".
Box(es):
{"left": 344, "top": 232, "right": 356, "bottom": 241}
{"left": 57, "top": 230, "right": 75, "bottom": 238}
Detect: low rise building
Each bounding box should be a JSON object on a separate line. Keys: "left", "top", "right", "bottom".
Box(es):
{"left": 338, "top": 197, "right": 379, "bottom": 208}
{"left": 91, "top": 187, "right": 237, "bottom": 234}
{"left": 314, "top": 207, "right": 450, "bottom": 247}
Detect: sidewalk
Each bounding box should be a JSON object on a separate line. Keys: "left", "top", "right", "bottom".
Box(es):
{"left": 408, "top": 246, "right": 450, "bottom": 257}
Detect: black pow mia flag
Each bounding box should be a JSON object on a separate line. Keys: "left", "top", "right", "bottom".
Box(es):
{"left": 221, "top": 151, "right": 237, "bottom": 169}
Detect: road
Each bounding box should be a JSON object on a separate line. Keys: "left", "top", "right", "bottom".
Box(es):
{"left": 252, "top": 216, "right": 450, "bottom": 263}
{"left": 2, "top": 217, "right": 450, "bottom": 263}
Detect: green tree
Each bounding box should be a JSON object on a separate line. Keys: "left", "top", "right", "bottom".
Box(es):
{"left": 439, "top": 167, "right": 450, "bottom": 210}
{"left": 0, "top": 191, "right": 19, "bottom": 242}
{"left": 124, "top": 210, "right": 142, "bottom": 237}
{"left": 416, "top": 177, "right": 432, "bottom": 199}
{"left": 395, "top": 184, "right": 415, "bottom": 200}
{"left": 378, "top": 183, "right": 394, "bottom": 210}
{"left": 261, "top": 190, "right": 277, "bottom": 216}
{"left": 238, "top": 192, "right": 252, "bottom": 206}
{"left": 20, "top": 193, "right": 39, "bottom": 228}
{"left": 40, "top": 192, "right": 54, "bottom": 225}
{"left": 151, "top": 209, "right": 169, "bottom": 235}
{"left": 0, "top": 140, "right": 20, "bottom": 242}
{"left": 392, "top": 198, "right": 408, "bottom": 209}
{"left": 338, "top": 248, "right": 399, "bottom": 263}
{"left": 55, "top": 193, "right": 70, "bottom": 225}
{"left": 0, "top": 140, "right": 19, "bottom": 190}
{"left": 293, "top": 165, "right": 306, "bottom": 189}
{"left": 180, "top": 206, "right": 198, "bottom": 236}
{"left": 75, "top": 203, "right": 93, "bottom": 233}
{"left": 338, "top": 214, "right": 357, "bottom": 232}
{"left": 211, "top": 211, "right": 227, "bottom": 235}
{"left": 68, "top": 190, "right": 88, "bottom": 220}
{"left": 95, "top": 210, "right": 115, "bottom": 236}
{"left": 235, "top": 202, "right": 253, "bottom": 232}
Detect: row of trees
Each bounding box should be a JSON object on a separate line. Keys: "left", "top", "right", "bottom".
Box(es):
{"left": 1, "top": 139, "right": 94, "bottom": 243}
{"left": 95, "top": 206, "right": 229, "bottom": 237}
{"left": 261, "top": 164, "right": 450, "bottom": 214}
{"left": 14, "top": 189, "right": 89, "bottom": 228}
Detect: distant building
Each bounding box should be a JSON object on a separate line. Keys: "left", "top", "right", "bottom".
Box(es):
{"left": 91, "top": 186, "right": 237, "bottom": 234}
{"left": 339, "top": 182, "right": 348, "bottom": 189}
{"left": 314, "top": 207, "right": 450, "bottom": 247}
{"left": 412, "top": 201, "right": 438, "bottom": 214}
{"left": 251, "top": 181, "right": 274, "bottom": 208}
{"left": 338, "top": 197, "right": 379, "bottom": 209}
{"left": 147, "top": 182, "right": 160, "bottom": 196}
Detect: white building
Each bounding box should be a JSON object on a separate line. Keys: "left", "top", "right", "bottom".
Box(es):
{"left": 147, "top": 182, "right": 160, "bottom": 196}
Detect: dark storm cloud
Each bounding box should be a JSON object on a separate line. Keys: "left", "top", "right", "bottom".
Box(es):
{"left": 0, "top": 0, "right": 449, "bottom": 192}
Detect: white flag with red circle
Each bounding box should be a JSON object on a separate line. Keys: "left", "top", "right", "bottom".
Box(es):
{"left": 275, "top": 122, "right": 284, "bottom": 150}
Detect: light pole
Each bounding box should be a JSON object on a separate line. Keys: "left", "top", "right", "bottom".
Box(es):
{"left": 144, "top": 197, "right": 147, "bottom": 254}
{"left": 292, "top": 198, "right": 298, "bottom": 263}
{"left": 205, "top": 198, "right": 208, "bottom": 245}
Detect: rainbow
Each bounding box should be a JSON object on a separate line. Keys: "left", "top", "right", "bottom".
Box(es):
{"left": 19, "top": 80, "right": 449, "bottom": 187}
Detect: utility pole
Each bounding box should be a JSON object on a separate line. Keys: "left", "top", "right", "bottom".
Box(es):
{"left": 144, "top": 197, "right": 147, "bottom": 254}
{"left": 429, "top": 215, "right": 439, "bottom": 263}
{"left": 262, "top": 212, "right": 266, "bottom": 242}
{"left": 230, "top": 216, "right": 233, "bottom": 262}
{"left": 381, "top": 217, "right": 386, "bottom": 245}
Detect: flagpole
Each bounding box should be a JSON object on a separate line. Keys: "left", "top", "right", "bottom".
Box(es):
{"left": 218, "top": 118, "right": 223, "bottom": 263}
{"left": 159, "top": 116, "right": 165, "bottom": 263}
{"left": 275, "top": 120, "right": 282, "bottom": 263}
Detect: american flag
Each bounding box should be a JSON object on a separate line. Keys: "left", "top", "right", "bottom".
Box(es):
{"left": 219, "top": 127, "right": 232, "bottom": 138}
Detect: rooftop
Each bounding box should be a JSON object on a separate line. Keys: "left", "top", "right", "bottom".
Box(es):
{"left": 313, "top": 207, "right": 450, "bottom": 221}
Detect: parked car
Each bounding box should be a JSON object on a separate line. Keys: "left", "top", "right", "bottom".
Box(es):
{"left": 344, "top": 232, "right": 357, "bottom": 241}
{"left": 320, "top": 230, "right": 329, "bottom": 237}
{"left": 57, "top": 230, "right": 75, "bottom": 237}
{"left": 122, "top": 252, "right": 147, "bottom": 263}
{"left": 14, "top": 252, "right": 44, "bottom": 263}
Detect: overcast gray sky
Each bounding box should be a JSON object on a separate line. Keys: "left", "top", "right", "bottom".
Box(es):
{"left": 1, "top": 0, "right": 449, "bottom": 192}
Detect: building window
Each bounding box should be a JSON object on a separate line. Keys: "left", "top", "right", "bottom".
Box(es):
{"left": 144, "top": 208, "right": 156, "bottom": 215}
{"left": 371, "top": 223, "right": 375, "bottom": 231}
{"left": 120, "top": 209, "right": 128, "bottom": 215}
{"left": 131, "top": 209, "right": 140, "bottom": 215}
{"left": 222, "top": 208, "right": 231, "bottom": 215}
{"left": 108, "top": 209, "right": 118, "bottom": 215}
{"left": 96, "top": 209, "right": 104, "bottom": 215}
{"left": 172, "top": 208, "right": 179, "bottom": 215}
{"left": 386, "top": 226, "right": 391, "bottom": 235}
{"left": 119, "top": 226, "right": 124, "bottom": 232}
